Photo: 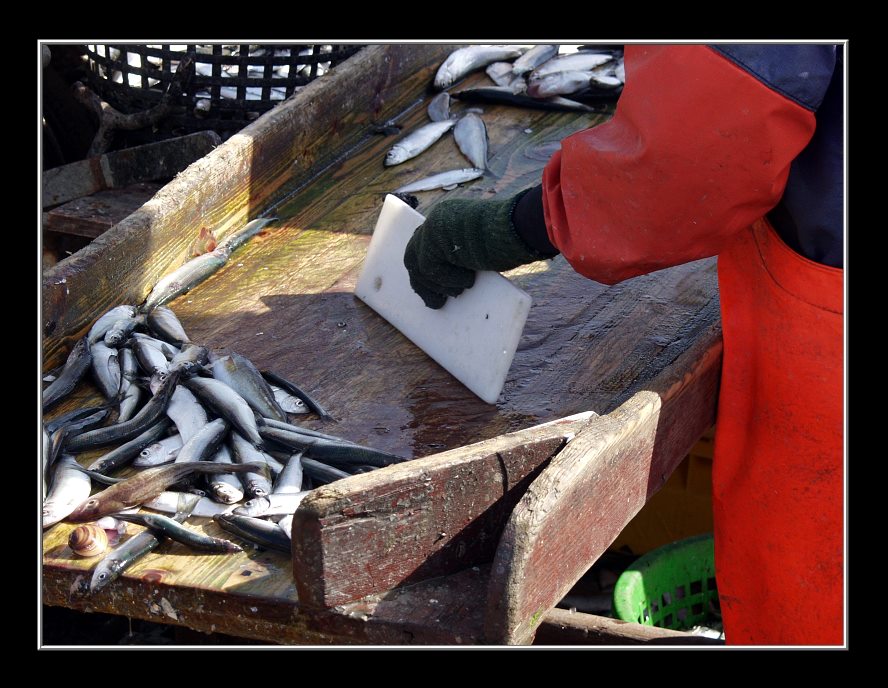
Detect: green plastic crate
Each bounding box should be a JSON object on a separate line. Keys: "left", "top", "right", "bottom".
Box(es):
{"left": 612, "top": 533, "right": 720, "bottom": 631}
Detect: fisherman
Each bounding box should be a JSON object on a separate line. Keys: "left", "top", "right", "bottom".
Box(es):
{"left": 403, "top": 44, "right": 844, "bottom": 646}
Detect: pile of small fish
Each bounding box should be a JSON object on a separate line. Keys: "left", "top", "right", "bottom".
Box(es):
{"left": 385, "top": 44, "right": 624, "bottom": 195}
{"left": 42, "top": 217, "right": 405, "bottom": 594}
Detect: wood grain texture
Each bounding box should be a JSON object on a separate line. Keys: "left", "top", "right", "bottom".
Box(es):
{"left": 292, "top": 414, "right": 594, "bottom": 609}
{"left": 485, "top": 320, "right": 723, "bottom": 645}
{"left": 41, "top": 44, "right": 457, "bottom": 368}
{"left": 43, "top": 183, "right": 162, "bottom": 238}
{"left": 42, "top": 44, "right": 721, "bottom": 645}
{"left": 535, "top": 608, "right": 722, "bottom": 646}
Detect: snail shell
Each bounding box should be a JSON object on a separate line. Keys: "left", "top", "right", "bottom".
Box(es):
{"left": 68, "top": 524, "right": 109, "bottom": 558}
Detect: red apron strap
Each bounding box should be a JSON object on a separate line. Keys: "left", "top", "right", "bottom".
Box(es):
{"left": 713, "top": 218, "right": 844, "bottom": 645}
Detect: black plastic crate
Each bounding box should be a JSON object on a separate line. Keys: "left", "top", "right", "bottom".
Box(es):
{"left": 84, "top": 44, "right": 364, "bottom": 140}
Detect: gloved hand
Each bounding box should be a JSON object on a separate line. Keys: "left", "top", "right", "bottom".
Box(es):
{"left": 403, "top": 188, "right": 556, "bottom": 308}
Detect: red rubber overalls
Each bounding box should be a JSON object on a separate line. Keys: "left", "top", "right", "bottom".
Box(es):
{"left": 541, "top": 45, "right": 844, "bottom": 645}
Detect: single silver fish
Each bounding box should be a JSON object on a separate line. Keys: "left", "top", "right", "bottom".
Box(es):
{"left": 233, "top": 491, "right": 310, "bottom": 517}
{"left": 114, "top": 512, "right": 242, "bottom": 554}
{"left": 42, "top": 337, "right": 92, "bottom": 411}
{"left": 214, "top": 514, "right": 291, "bottom": 553}
{"left": 452, "top": 86, "right": 600, "bottom": 113}
{"left": 530, "top": 52, "right": 612, "bottom": 79}
{"left": 300, "top": 456, "right": 351, "bottom": 485}
{"left": 103, "top": 316, "right": 143, "bottom": 348}
{"left": 132, "top": 434, "right": 184, "bottom": 467}
{"left": 184, "top": 376, "right": 263, "bottom": 447}
{"left": 161, "top": 385, "right": 208, "bottom": 444}
{"left": 270, "top": 385, "right": 309, "bottom": 414}
{"left": 427, "top": 92, "right": 451, "bottom": 122}
{"left": 132, "top": 337, "right": 173, "bottom": 377}
{"left": 272, "top": 452, "right": 304, "bottom": 494}
{"left": 87, "top": 419, "right": 173, "bottom": 474}
{"left": 146, "top": 305, "right": 190, "bottom": 346}
{"left": 210, "top": 350, "right": 287, "bottom": 422}
{"left": 485, "top": 61, "right": 515, "bottom": 87}
{"left": 259, "top": 370, "right": 334, "bottom": 421}
{"left": 87, "top": 305, "right": 137, "bottom": 345}
{"left": 453, "top": 113, "right": 489, "bottom": 170}
{"left": 173, "top": 418, "right": 229, "bottom": 464}
{"left": 208, "top": 445, "right": 245, "bottom": 504}
{"left": 215, "top": 217, "right": 277, "bottom": 254}
{"left": 139, "top": 491, "right": 236, "bottom": 518}
{"left": 384, "top": 119, "right": 457, "bottom": 167}
{"left": 229, "top": 432, "right": 274, "bottom": 497}
{"left": 141, "top": 218, "right": 276, "bottom": 312}
{"left": 588, "top": 73, "right": 623, "bottom": 89}
{"left": 117, "top": 347, "right": 142, "bottom": 422}
{"left": 512, "top": 45, "right": 560, "bottom": 76}
{"left": 89, "top": 341, "right": 121, "bottom": 400}
{"left": 435, "top": 45, "right": 526, "bottom": 90}
{"left": 527, "top": 71, "right": 594, "bottom": 99}
{"left": 43, "top": 455, "right": 92, "bottom": 529}
{"left": 394, "top": 168, "right": 485, "bottom": 194}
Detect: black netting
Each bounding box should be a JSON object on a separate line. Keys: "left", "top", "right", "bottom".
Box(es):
{"left": 84, "top": 44, "right": 364, "bottom": 140}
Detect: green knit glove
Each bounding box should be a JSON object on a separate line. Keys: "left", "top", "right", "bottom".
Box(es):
{"left": 404, "top": 191, "right": 543, "bottom": 309}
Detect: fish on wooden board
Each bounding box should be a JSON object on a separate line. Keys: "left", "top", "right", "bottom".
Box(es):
{"left": 66, "top": 460, "right": 267, "bottom": 521}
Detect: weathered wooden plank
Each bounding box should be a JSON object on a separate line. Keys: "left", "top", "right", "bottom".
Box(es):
{"left": 41, "top": 44, "right": 457, "bottom": 368}
{"left": 534, "top": 608, "right": 722, "bottom": 646}
{"left": 43, "top": 183, "right": 162, "bottom": 238}
{"left": 42, "top": 132, "right": 221, "bottom": 209}
{"left": 292, "top": 413, "right": 594, "bottom": 609}
{"left": 484, "top": 320, "right": 722, "bottom": 645}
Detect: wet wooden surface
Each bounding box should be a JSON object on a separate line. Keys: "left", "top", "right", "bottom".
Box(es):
{"left": 42, "top": 45, "right": 721, "bottom": 645}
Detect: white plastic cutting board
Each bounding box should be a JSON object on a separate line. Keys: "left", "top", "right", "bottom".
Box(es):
{"left": 355, "top": 194, "right": 532, "bottom": 404}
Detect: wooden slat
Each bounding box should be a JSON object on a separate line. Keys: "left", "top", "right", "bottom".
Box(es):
{"left": 535, "top": 608, "right": 723, "bottom": 646}
{"left": 42, "top": 132, "right": 221, "bottom": 209}
{"left": 292, "top": 413, "right": 594, "bottom": 609}
{"left": 43, "top": 183, "right": 162, "bottom": 238}
{"left": 484, "top": 319, "right": 722, "bottom": 645}
{"left": 41, "top": 44, "right": 457, "bottom": 368}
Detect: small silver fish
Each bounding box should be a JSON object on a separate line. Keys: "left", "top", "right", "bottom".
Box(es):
{"left": 485, "top": 61, "right": 515, "bottom": 87}
{"left": 270, "top": 385, "right": 309, "bottom": 414}
{"left": 87, "top": 305, "right": 137, "bottom": 345}
{"left": 530, "top": 52, "right": 612, "bottom": 79}
{"left": 512, "top": 45, "right": 560, "bottom": 76}
{"left": 435, "top": 45, "right": 526, "bottom": 90}
{"left": 615, "top": 58, "right": 625, "bottom": 84}
{"left": 453, "top": 113, "right": 489, "bottom": 170}
{"left": 394, "top": 168, "right": 485, "bottom": 194}
{"left": 427, "top": 92, "right": 451, "bottom": 122}
{"left": 133, "top": 434, "right": 184, "bottom": 467}
{"left": 384, "top": 119, "right": 457, "bottom": 166}
{"left": 42, "top": 455, "right": 92, "bottom": 529}
{"left": 208, "top": 445, "right": 245, "bottom": 504}
{"left": 89, "top": 341, "right": 121, "bottom": 400}
{"left": 233, "top": 491, "right": 310, "bottom": 517}
{"left": 527, "top": 71, "right": 594, "bottom": 99}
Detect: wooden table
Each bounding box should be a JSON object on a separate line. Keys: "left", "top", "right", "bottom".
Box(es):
{"left": 41, "top": 45, "right": 722, "bottom": 645}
